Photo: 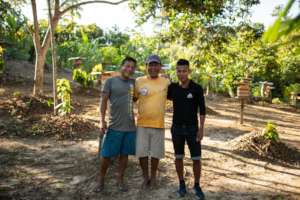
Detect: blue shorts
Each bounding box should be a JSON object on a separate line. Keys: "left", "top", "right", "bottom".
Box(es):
{"left": 101, "top": 129, "right": 136, "bottom": 157}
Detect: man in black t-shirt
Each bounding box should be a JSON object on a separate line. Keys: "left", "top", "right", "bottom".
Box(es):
{"left": 167, "top": 59, "right": 206, "bottom": 200}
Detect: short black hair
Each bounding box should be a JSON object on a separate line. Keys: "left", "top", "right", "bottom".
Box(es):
{"left": 121, "top": 56, "right": 137, "bottom": 67}
{"left": 176, "top": 59, "right": 189, "bottom": 67}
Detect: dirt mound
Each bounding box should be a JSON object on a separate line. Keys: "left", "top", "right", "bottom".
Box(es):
{"left": 232, "top": 131, "right": 300, "bottom": 166}
{"left": 33, "top": 114, "right": 97, "bottom": 140}
{"left": 0, "top": 113, "right": 97, "bottom": 140}
{"left": 0, "top": 95, "right": 97, "bottom": 140}
{"left": 0, "top": 95, "right": 53, "bottom": 117}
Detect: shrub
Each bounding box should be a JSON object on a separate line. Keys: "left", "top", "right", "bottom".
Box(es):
{"left": 251, "top": 85, "right": 261, "bottom": 97}
{"left": 92, "top": 64, "right": 102, "bottom": 73}
{"left": 272, "top": 98, "right": 282, "bottom": 104}
{"left": 72, "top": 68, "right": 93, "bottom": 88}
{"left": 13, "top": 91, "right": 21, "bottom": 98}
{"left": 283, "top": 83, "right": 300, "bottom": 102}
{"left": 263, "top": 122, "right": 279, "bottom": 142}
{"left": 56, "top": 79, "right": 72, "bottom": 115}
{"left": 46, "top": 99, "right": 54, "bottom": 107}
{"left": 90, "top": 64, "right": 103, "bottom": 81}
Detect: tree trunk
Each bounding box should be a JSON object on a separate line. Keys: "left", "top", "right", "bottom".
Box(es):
{"left": 33, "top": 18, "right": 59, "bottom": 96}
{"left": 33, "top": 51, "right": 46, "bottom": 95}
{"left": 31, "top": 0, "right": 127, "bottom": 95}
{"left": 47, "top": 0, "right": 58, "bottom": 115}
{"left": 31, "top": 0, "right": 42, "bottom": 96}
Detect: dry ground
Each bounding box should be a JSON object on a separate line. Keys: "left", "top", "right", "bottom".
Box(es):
{"left": 0, "top": 61, "right": 299, "bottom": 200}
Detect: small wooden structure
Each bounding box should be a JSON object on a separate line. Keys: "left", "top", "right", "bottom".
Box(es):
{"left": 259, "top": 81, "right": 274, "bottom": 104}
{"left": 237, "top": 78, "right": 251, "bottom": 124}
{"left": 290, "top": 92, "right": 300, "bottom": 108}
{"left": 68, "top": 57, "right": 86, "bottom": 68}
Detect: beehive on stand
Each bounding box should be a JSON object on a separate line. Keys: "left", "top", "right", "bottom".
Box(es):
{"left": 237, "top": 81, "right": 250, "bottom": 99}
{"left": 237, "top": 78, "right": 251, "bottom": 124}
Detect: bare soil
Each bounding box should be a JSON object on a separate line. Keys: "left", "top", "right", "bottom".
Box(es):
{"left": 0, "top": 61, "right": 300, "bottom": 200}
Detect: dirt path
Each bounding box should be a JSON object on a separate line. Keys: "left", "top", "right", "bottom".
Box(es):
{"left": 1, "top": 62, "right": 300, "bottom": 199}
{"left": 1, "top": 94, "right": 299, "bottom": 200}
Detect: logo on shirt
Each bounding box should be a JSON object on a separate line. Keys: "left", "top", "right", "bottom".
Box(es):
{"left": 187, "top": 93, "right": 193, "bottom": 99}
{"left": 139, "top": 87, "right": 148, "bottom": 96}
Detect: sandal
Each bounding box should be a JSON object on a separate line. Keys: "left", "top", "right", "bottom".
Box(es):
{"left": 94, "top": 183, "right": 104, "bottom": 193}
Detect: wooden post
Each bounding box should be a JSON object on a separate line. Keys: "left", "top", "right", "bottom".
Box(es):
{"left": 240, "top": 98, "right": 245, "bottom": 124}
{"left": 237, "top": 78, "right": 250, "bottom": 125}
{"left": 47, "top": 0, "right": 57, "bottom": 115}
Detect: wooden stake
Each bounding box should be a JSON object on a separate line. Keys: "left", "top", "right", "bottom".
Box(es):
{"left": 47, "top": 0, "right": 57, "bottom": 115}
{"left": 240, "top": 98, "right": 245, "bottom": 124}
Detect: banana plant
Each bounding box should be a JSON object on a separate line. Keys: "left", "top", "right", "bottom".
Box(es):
{"left": 264, "top": 0, "right": 300, "bottom": 43}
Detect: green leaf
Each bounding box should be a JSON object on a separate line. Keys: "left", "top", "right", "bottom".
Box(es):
{"left": 80, "top": 28, "right": 89, "bottom": 44}
{"left": 263, "top": 0, "right": 297, "bottom": 42}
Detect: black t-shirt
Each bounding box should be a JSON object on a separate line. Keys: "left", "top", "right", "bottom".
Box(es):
{"left": 167, "top": 80, "right": 206, "bottom": 126}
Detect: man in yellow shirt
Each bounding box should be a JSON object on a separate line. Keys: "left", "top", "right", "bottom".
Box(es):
{"left": 135, "top": 55, "right": 169, "bottom": 189}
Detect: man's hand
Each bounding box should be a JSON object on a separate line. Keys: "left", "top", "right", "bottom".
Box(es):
{"left": 196, "top": 128, "right": 204, "bottom": 142}
{"left": 100, "top": 121, "right": 107, "bottom": 136}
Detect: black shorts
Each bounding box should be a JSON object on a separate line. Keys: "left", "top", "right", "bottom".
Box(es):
{"left": 171, "top": 125, "right": 201, "bottom": 160}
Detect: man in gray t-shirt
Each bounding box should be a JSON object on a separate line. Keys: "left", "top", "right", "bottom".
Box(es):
{"left": 96, "top": 57, "right": 137, "bottom": 192}
{"left": 103, "top": 77, "right": 135, "bottom": 132}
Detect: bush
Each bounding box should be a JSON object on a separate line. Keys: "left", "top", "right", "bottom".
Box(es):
{"left": 72, "top": 68, "right": 93, "bottom": 88}
{"left": 90, "top": 64, "right": 103, "bottom": 81}
{"left": 100, "top": 46, "right": 122, "bottom": 65}
{"left": 251, "top": 85, "right": 261, "bottom": 97}
{"left": 1, "top": 5, "right": 32, "bottom": 61}
{"left": 56, "top": 79, "right": 72, "bottom": 115}
{"left": 13, "top": 91, "right": 21, "bottom": 98}
{"left": 263, "top": 122, "right": 279, "bottom": 142}
{"left": 272, "top": 98, "right": 282, "bottom": 104}
{"left": 283, "top": 83, "right": 300, "bottom": 101}
{"left": 92, "top": 64, "right": 102, "bottom": 73}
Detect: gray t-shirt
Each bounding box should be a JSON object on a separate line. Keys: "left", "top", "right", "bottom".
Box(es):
{"left": 102, "top": 76, "right": 135, "bottom": 132}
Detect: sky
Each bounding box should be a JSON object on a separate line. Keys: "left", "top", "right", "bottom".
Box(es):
{"left": 22, "top": 0, "right": 299, "bottom": 35}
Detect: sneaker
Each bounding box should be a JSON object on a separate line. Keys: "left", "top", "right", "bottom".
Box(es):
{"left": 193, "top": 186, "right": 205, "bottom": 200}
{"left": 177, "top": 183, "right": 187, "bottom": 197}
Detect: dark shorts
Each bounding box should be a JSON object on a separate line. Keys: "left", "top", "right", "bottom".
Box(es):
{"left": 171, "top": 125, "right": 201, "bottom": 160}
{"left": 101, "top": 129, "right": 136, "bottom": 157}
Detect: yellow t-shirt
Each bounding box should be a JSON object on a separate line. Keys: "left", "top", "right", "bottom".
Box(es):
{"left": 135, "top": 76, "right": 170, "bottom": 128}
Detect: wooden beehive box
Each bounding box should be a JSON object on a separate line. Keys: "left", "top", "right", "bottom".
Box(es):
{"left": 237, "top": 82, "right": 250, "bottom": 98}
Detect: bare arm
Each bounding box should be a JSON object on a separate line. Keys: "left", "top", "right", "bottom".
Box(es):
{"left": 197, "top": 115, "right": 205, "bottom": 142}
{"left": 100, "top": 92, "right": 109, "bottom": 135}
{"left": 197, "top": 87, "right": 206, "bottom": 142}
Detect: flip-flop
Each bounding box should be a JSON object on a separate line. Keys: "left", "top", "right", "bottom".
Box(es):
{"left": 141, "top": 179, "right": 150, "bottom": 190}
{"left": 117, "top": 183, "right": 129, "bottom": 192}
{"left": 94, "top": 184, "right": 104, "bottom": 193}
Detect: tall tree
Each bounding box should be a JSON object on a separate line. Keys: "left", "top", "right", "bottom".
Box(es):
{"left": 129, "top": 0, "right": 260, "bottom": 43}
{"left": 30, "top": 0, "right": 127, "bottom": 96}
